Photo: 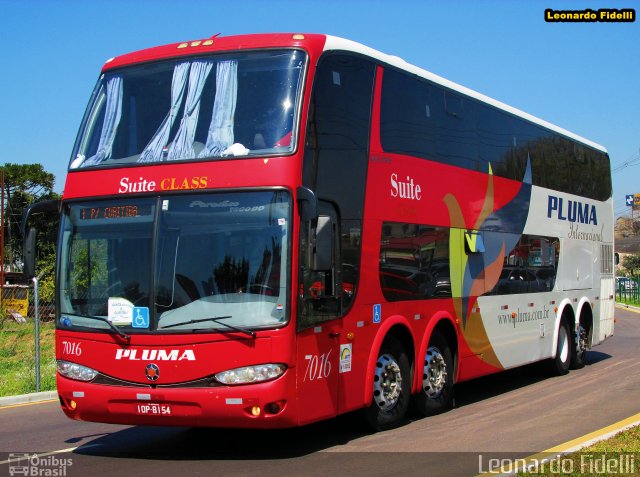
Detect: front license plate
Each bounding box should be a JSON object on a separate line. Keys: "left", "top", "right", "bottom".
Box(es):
{"left": 136, "top": 403, "right": 171, "bottom": 415}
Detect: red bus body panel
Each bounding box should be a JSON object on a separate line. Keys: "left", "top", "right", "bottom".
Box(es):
{"left": 56, "top": 32, "right": 550, "bottom": 428}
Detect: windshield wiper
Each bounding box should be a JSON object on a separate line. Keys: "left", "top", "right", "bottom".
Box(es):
{"left": 160, "top": 316, "right": 256, "bottom": 337}
{"left": 61, "top": 314, "right": 130, "bottom": 341}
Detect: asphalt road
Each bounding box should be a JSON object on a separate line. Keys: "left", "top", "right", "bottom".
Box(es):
{"left": 1, "top": 307, "right": 638, "bottom": 477}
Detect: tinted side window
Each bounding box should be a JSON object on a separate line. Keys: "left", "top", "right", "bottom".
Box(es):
{"left": 304, "top": 54, "right": 374, "bottom": 218}
{"left": 528, "top": 136, "right": 611, "bottom": 201}
{"left": 476, "top": 103, "right": 522, "bottom": 180}
{"left": 379, "top": 222, "right": 451, "bottom": 302}
{"left": 380, "top": 68, "right": 611, "bottom": 200}
{"left": 488, "top": 234, "right": 560, "bottom": 295}
{"left": 301, "top": 54, "right": 375, "bottom": 320}
{"left": 381, "top": 69, "right": 479, "bottom": 171}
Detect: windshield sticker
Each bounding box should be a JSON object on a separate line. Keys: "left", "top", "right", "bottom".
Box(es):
{"left": 278, "top": 218, "right": 286, "bottom": 226}
{"left": 274, "top": 303, "right": 285, "bottom": 321}
{"left": 340, "top": 344, "right": 352, "bottom": 373}
{"left": 132, "top": 307, "right": 150, "bottom": 328}
{"left": 108, "top": 297, "right": 134, "bottom": 325}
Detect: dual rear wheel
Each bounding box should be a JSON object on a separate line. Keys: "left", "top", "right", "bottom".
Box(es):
{"left": 365, "top": 331, "right": 454, "bottom": 431}
{"left": 549, "top": 319, "right": 589, "bottom": 375}
{"left": 366, "top": 320, "right": 586, "bottom": 430}
{"left": 412, "top": 331, "right": 454, "bottom": 417}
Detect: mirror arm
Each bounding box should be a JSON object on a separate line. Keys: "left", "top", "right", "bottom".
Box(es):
{"left": 21, "top": 199, "right": 59, "bottom": 238}
{"left": 296, "top": 186, "right": 318, "bottom": 222}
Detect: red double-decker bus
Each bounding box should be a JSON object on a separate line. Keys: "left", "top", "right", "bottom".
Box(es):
{"left": 24, "top": 33, "right": 614, "bottom": 431}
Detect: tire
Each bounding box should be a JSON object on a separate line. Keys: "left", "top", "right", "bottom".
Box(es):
{"left": 549, "top": 321, "right": 572, "bottom": 376}
{"left": 412, "top": 330, "right": 454, "bottom": 416}
{"left": 570, "top": 323, "right": 588, "bottom": 370}
{"left": 364, "top": 336, "right": 411, "bottom": 431}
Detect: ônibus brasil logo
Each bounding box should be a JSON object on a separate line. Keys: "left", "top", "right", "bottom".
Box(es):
{"left": 115, "top": 349, "right": 196, "bottom": 361}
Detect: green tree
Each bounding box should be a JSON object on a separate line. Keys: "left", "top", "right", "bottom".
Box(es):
{"left": 622, "top": 254, "right": 640, "bottom": 278}
{"left": 1, "top": 163, "right": 59, "bottom": 301}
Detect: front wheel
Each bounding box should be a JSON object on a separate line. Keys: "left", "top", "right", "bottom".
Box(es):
{"left": 412, "top": 330, "right": 454, "bottom": 416}
{"left": 364, "top": 336, "right": 411, "bottom": 431}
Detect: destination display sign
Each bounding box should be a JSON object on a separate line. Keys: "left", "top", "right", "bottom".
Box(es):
{"left": 78, "top": 204, "right": 153, "bottom": 221}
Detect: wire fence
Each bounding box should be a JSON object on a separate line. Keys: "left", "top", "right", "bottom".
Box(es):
{"left": 1, "top": 284, "right": 55, "bottom": 323}
{"left": 616, "top": 277, "right": 640, "bottom": 306}
{"left": 1, "top": 281, "right": 56, "bottom": 396}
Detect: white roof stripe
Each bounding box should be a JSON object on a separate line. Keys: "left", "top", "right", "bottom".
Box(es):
{"left": 323, "top": 35, "right": 607, "bottom": 153}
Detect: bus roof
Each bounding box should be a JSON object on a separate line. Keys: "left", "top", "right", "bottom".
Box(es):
{"left": 101, "top": 33, "right": 606, "bottom": 154}
{"left": 100, "top": 33, "right": 326, "bottom": 72}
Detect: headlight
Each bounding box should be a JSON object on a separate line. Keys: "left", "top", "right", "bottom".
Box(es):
{"left": 215, "top": 363, "right": 287, "bottom": 385}
{"left": 57, "top": 360, "right": 98, "bottom": 382}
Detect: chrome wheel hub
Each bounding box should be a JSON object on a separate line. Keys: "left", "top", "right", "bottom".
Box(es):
{"left": 423, "top": 346, "right": 447, "bottom": 398}
{"left": 576, "top": 325, "right": 588, "bottom": 354}
{"left": 373, "top": 354, "right": 403, "bottom": 411}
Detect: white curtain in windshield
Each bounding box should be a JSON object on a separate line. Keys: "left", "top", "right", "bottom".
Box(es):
{"left": 138, "top": 62, "right": 190, "bottom": 163}
{"left": 167, "top": 60, "right": 214, "bottom": 160}
{"left": 198, "top": 60, "right": 238, "bottom": 158}
{"left": 83, "top": 75, "right": 123, "bottom": 166}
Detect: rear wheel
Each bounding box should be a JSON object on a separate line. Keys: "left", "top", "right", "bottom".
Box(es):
{"left": 570, "top": 323, "right": 588, "bottom": 369}
{"left": 549, "top": 321, "right": 571, "bottom": 375}
{"left": 412, "top": 330, "right": 454, "bottom": 416}
{"left": 364, "top": 336, "right": 411, "bottom": 431}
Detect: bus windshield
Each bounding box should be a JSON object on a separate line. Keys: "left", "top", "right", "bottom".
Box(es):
{"left": 58, "top": 191, "right": 290, "bottom": 333}
{"left": 70, "top": 49, "right": 306, "bottom": 169}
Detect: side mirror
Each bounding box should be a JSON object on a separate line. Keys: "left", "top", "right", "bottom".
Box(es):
{"left": 24, "top": 227, "right": 37, "bottom": 279}
{"left": 615, "top": 252, "right": 620, "bottom": 266}
{"left": 21, "top": 199, "right": 59, "bottom": 279}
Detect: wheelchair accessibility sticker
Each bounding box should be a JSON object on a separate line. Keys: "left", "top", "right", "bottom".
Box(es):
{"left": 373, "top": 304, "right": 381, "bottom": 324}
{"left": 132, "top": 307, "right": 150, "bottom": 328}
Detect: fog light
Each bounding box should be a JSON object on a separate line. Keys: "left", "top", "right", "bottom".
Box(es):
{"left": 251, "top": 406, "right": 261, "bottom": 417}
{"left": 69, "top": 400, "right": 77, "bottom": 410}
{"left": 265, "top": 402, "right": 280, "bottom": 414}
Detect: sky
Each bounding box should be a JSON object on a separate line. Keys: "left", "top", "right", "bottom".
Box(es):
{"left": 2, "top": 0, "right": 638, "bottom": 219}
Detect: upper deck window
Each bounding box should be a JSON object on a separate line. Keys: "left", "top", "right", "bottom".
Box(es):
{"left": 70, "top": 49, "right": 306, "bottom": 169}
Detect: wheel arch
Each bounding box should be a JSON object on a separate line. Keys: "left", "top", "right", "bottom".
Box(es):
{"left": 576, "top": 298, "right": 594, "bottom": 347}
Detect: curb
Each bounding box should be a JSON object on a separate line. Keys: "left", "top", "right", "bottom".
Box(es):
{"left": 0, "top": 390, "right": 58, "bottom": 408}
{"left": 477, "top": 412, "right": 640, "bottom": 476}
{"left": 616, "top": 303, "right": 640, "bottom": 313}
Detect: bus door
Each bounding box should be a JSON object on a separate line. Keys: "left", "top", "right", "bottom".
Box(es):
{"left": 296, "top": 203, "right": 343, "bottom": 424}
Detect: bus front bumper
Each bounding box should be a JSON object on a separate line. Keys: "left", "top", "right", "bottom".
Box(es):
{"left": 56, "top": 373, "right": 297, "bottom": 428}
